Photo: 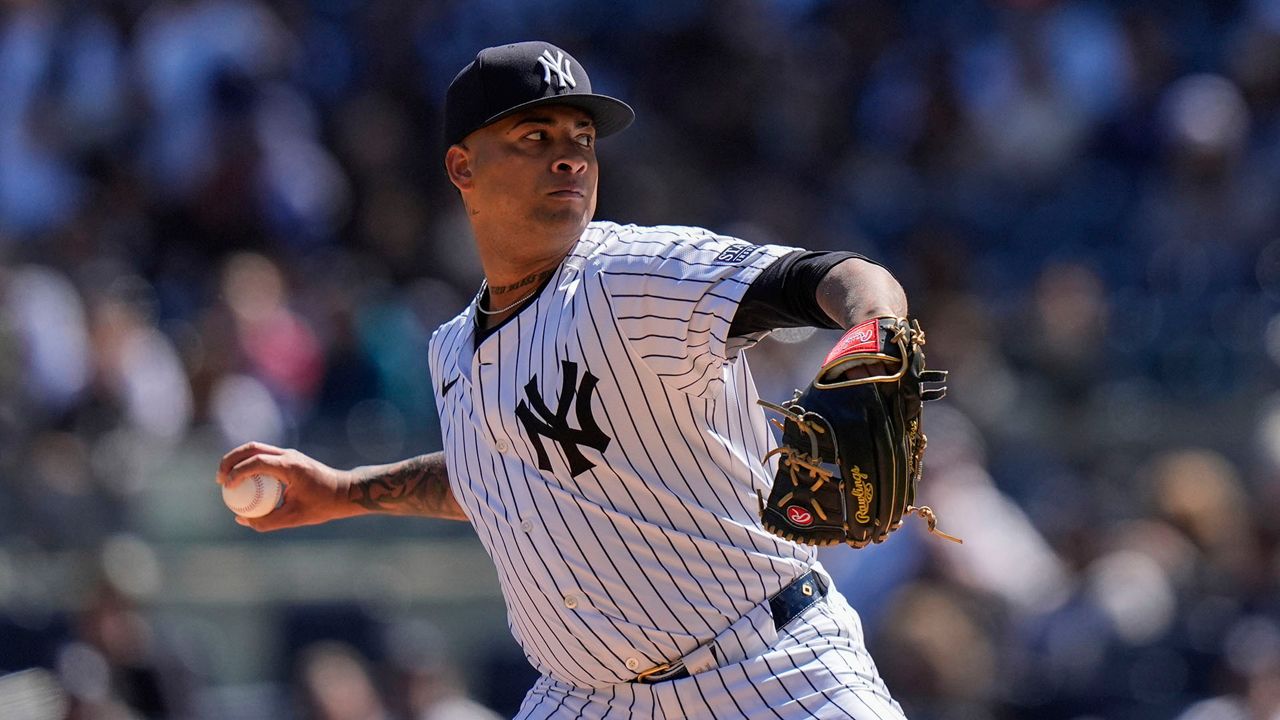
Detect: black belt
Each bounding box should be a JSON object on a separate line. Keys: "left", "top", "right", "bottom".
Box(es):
{"left": 634, "top": 570, "right": 829, "bottom": 684}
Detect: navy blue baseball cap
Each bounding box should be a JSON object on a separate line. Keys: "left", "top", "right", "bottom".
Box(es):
{"left": 444, "top": 41, "right": 635, "bottom": 146}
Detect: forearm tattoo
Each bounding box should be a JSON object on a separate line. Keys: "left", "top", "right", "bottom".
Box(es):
{"left": 347, "top": 454, "right": 463, "bottom": 519}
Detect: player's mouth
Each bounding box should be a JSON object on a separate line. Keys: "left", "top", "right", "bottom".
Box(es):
{"left": 547, "top": 185, "right": 585, "bottom": 198}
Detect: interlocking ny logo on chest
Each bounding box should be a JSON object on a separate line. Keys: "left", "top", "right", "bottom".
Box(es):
{"left": 516, "top": 360, "right": 610, "bottom": 477}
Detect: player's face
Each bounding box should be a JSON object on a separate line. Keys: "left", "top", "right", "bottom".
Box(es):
{"left": 456, "top": 105, "right": 599, "bottom": 238}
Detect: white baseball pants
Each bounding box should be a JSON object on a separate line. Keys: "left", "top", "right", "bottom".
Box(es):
{"left": 514, "top": 587, "right": 905, "bottom": 720}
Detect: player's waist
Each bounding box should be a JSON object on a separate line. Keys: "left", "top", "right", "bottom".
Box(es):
{"left": 632, "top": 568, "right": 830, "bottom": 684}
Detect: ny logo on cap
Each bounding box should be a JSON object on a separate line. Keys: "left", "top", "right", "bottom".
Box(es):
{"left": 537, "top": 49, "right": 576, "bottom": 90}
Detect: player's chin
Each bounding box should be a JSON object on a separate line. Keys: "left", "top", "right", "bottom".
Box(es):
{"left": 532, "top": 204, "right": 592, "bottom": 229}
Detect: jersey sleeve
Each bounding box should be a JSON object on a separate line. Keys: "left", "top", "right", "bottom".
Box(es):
{"left": 595, "top": 225, "right": 797, "bottom": 398}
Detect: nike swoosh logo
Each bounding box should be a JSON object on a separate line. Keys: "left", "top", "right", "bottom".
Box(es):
{"left": 441, "top": 377, "right": 459, "bottom": 397}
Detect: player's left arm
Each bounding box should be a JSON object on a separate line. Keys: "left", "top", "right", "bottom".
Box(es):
{"left": 815, "top": 257, "right": 907, "bottom": 329}
{"left": 747, "top": 253, "right": 954, "bottom": 547}
{"left": 729, "top": 252, "right": 907, "bottom": 336}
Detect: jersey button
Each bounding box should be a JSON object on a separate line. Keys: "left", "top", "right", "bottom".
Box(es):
{"left": 495, "top": 439, "right": 509, "bottom": 453}
{"left": 519, "top": 519, "right": 533, "bottom": 532}
{"left": 625, "top": 658, "right": 640, "bottom": 672}
{"left": 563, "top": 593, "right": 579, "bottom": 609}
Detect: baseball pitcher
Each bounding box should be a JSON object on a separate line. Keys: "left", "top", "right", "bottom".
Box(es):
{"left": 217, "top": 41, "right": 950, "bottom": 719}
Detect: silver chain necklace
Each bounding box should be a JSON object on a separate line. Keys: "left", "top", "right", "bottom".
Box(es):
{"left": 475, "top": 279, "right": 538, "bottom": 316}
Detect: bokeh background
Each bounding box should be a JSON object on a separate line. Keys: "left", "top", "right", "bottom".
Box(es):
{"left": 2, "top": 0, "right": 1279, "bottom": 718}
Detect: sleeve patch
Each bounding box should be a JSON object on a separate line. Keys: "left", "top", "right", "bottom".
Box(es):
{"left": 714, "top": 244, "right": 756, "bottom": 265}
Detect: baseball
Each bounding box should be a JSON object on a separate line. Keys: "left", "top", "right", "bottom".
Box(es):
{"left": 222, "top": 474, "right": 285, "bottom": 518}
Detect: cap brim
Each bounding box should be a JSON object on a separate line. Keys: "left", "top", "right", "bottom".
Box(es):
{"left": 469, "top": 94, "right": 635, "bottom": 143}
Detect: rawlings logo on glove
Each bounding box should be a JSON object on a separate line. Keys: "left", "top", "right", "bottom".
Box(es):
{"left": 786, "top": 506, "right": 813, "bottom": 526}
{"left": 757, "top": 316, "right": 959, "bottom": 548}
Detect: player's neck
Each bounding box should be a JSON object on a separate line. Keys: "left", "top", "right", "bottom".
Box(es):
{"left": 473, "top": 240, "right": 574, "bottom": 328}
{"left": 476, "top": 266, "right": 556, "bottom": 328}
{"left": 472, "top": 223, "right": 580, "bottom": 289}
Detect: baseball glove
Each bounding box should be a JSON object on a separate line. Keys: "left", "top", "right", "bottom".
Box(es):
{"left": 757, "top": 316, "right": 958, "bottom": 548}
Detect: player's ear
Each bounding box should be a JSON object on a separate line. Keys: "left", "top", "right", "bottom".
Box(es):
{"left": 445, "top": 144, "right": 474, "bottom": 190}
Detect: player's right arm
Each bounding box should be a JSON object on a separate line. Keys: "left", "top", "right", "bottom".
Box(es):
{"left": 216, "top": 442, "right": 468, "bottom": 531}
{"left": 345, "top": 454, "right": 468, "bottom": 521}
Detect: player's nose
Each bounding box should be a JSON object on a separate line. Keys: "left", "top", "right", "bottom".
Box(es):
{"left": 552, "top": 154, "right": 588, "bottom": 174}
{"left": 550, "top": 138, "right": 589, "bottom": 175}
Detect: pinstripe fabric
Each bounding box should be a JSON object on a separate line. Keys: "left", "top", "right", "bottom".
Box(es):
{"left": 428, "top": 222, "right": 902, "bottom": 715}
{"left": 513, "top": 586, "right": 904, "bottom": 719}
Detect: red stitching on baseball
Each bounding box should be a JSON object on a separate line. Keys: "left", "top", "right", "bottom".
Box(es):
{"left": 233, "top": 477, "right": 266, "bottom": 513}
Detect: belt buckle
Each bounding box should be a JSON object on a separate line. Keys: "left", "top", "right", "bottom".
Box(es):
{"left": 635, "top": 662, "right": 673, "bottom": 683}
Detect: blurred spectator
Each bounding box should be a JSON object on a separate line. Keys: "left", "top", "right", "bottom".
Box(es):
{"left": 295, "top": 641, "right": 389, "bottom": 720}
{"left": 52, "top": 577, "right": 197, "bottom": 720}
{"left": 384, "top": 621, "right": 501, "bottom": 720}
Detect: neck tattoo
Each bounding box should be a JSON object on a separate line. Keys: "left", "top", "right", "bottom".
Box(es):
{"left": 471, "top": 269, "right": 550, "bottom": 313}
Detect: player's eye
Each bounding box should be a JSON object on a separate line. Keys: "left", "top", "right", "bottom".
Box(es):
{"left": 523, "top": 130, "right": 546, "bottom": 141}
{"left": 576, "top": 135, "right": 594, "bottom": 148}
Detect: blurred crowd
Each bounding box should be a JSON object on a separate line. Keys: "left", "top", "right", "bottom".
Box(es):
{"left": 0, "top": 589, "right": 506, "bottom": 719}
{"left": 2, "top": 0, "right": 1279, "bottom": 718}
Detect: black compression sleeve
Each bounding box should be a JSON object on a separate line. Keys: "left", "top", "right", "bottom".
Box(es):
{"left": 729, "top": 251, "right": 874, "bottom": 337}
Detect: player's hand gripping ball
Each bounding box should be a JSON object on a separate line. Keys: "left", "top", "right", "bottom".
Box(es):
{"left": 222, "top": 474, "right": 285, "bottom": 519}
{"left": 758, "top": 316, "right": 958, "bottom": 548}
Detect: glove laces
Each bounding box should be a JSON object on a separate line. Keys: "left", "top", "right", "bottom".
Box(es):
{"left": 906, "top": 505, "right": 963, "bottom": 544}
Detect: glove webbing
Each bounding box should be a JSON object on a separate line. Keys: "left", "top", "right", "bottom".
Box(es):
{"left": 761, "top": 445, "right": 834, "bottom": 522}
{"left": 758, "top": 397, "right": 962, "bottom": 546}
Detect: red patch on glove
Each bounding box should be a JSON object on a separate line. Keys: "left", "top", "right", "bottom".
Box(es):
{"left": 824, "top": 318, "right": 880, "bottom": 364}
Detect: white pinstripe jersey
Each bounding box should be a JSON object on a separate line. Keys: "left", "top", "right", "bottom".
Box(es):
{"left": 428, "top": 221, "right": 819, "bottom": 689}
